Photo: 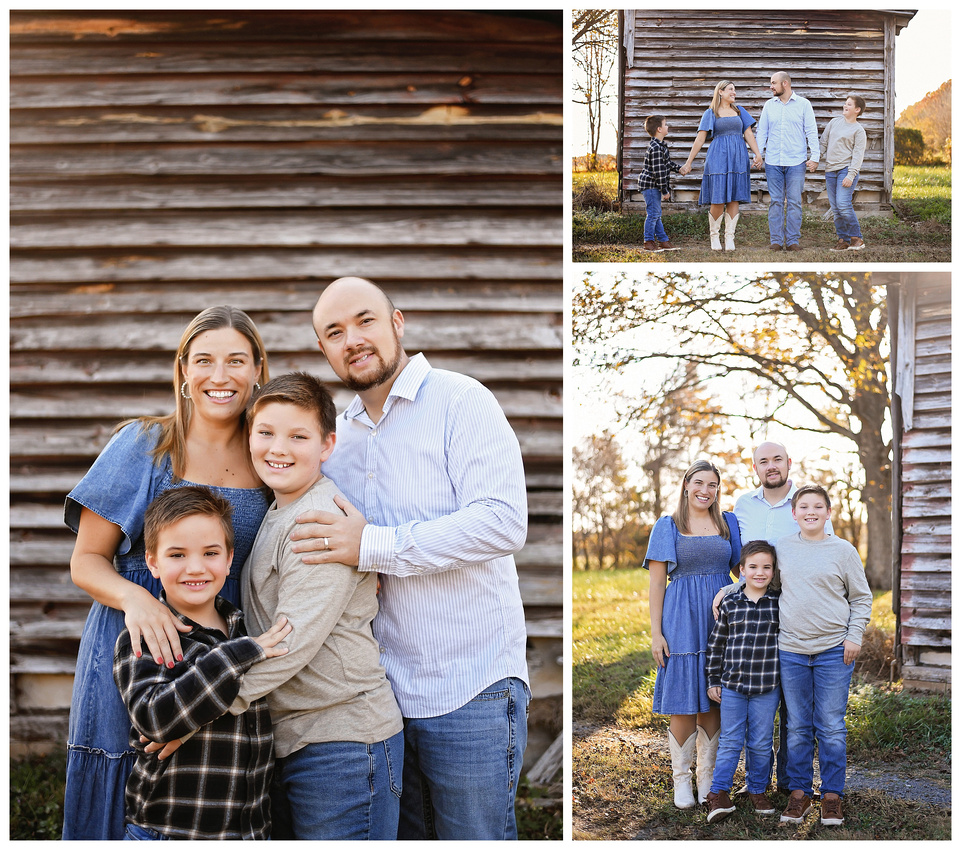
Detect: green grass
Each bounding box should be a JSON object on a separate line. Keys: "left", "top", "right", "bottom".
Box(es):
{"left": 573, "top": 568, "right": 951, "bottom": 841}
{"left": 891, "top": 164, "right": 952, "bottom": 224}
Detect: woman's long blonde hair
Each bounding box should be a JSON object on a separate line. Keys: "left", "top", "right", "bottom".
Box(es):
{"left": 119, "top": 306, "right": 269, "bottom": 479}
{"left": 710, "top": 80, "right": 736, "bottom": 116}
{"left": 671, "top": 459, "right": 729, "bottom": 538}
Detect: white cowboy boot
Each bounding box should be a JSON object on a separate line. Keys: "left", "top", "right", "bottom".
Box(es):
{"left": 668, "top": 730, "right": 697, "bottom": 809}
{"left": 708, "top": 213, "right": 723, "bottom": 251}
{"left": 723, "top": 212, "right": 739, "bottom": 251}
{"left": 696, "top": 725, "right": 721, "bottom": 804}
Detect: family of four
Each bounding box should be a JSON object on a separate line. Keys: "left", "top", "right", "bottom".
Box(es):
{"left": 646, "top": 443, "right": 872, "bottom": 826}
{"left": 63, "top": 277, "right": 530, "bottom": 841}
{"left": 638, "top": 71, "right": 868, "bottom": 252}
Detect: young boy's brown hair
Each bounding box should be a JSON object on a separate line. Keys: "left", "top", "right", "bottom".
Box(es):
{"left": 247, "top": 371, "right": 337, "bottom": 438}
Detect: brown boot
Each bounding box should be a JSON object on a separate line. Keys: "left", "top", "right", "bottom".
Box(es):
{"left": 749, "top": 792, "right": 776, "bottom": 815}
{"left": 779, "top": 790, "right": 813, "bottom": 823}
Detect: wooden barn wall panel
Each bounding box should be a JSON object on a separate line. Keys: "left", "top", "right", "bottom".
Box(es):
{"left": 620, "top": 9, "right": 913, "bottom": 211}
{"left": 9, "top": 9, "right": 563, "bottom": 752}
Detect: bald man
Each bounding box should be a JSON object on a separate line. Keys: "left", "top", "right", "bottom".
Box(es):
{"left": 291, "top": 277, "right": 530, "bottom": 840}
{"left": 755, "top": 71, "right": 819, "bottom": 251}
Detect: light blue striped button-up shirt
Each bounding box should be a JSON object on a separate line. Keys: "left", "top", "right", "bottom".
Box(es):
{"left": 756, "top": 92, "right": 819, "bottom": 167}
{"left": 734, "top": 482, "right": 833, "bottom": 545}
{"left": 322, "top": 353, "right": 530, "bottom": 718}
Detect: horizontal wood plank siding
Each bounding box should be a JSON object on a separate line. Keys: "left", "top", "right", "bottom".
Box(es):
{"left": 10, "top": 9, "right": 563, "bottom": 753}
{"left": 619, "top": 9, "right": 915, "bottom": 212}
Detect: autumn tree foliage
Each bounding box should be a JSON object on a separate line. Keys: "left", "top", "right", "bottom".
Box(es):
{"left": 573, "top": 271, "right": 892, "bottom": 589}
{"left": 896, "top": 79, "right": 952, "bottom": 163}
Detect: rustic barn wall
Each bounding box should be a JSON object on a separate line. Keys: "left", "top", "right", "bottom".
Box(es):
{"left": 9, "top": 9, "right": 563, "bottom": 763}
{"left": 619, "top": 9, "right": 915, "bottom": 213}
{"left": 889, "top": 273, "right": 951, "bottom": 692}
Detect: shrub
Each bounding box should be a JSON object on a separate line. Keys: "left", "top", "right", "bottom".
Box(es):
{"left": 895, "top": 127, "right": 925, "bottom": 165}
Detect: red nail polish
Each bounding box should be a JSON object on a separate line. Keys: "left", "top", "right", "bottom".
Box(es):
{"left": 177, "top": 654, "right": 183, "bottom": 662}
{"left": 167, "top": 661, "right": 174, "bottom": 669}
{"left": 157, "top": 657, "right": 163, "bottom": 665}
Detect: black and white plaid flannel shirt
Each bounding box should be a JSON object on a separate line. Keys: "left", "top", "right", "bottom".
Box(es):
{"left": 705, "top": 587, "right": 781, "bottom": 696}
{"left": 636, "top": 137, "right": 682, "bottom": 195}
{"left": 114, "top": 594, "right": 273, "bottom": 840}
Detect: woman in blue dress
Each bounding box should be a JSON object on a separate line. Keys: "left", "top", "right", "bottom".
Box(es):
{"left": 62, "top": 306, "right": 272, "bottom": 840}
{"left": 680, "top": 80, "right": 762, "bottom": 252}
{"left": 644, "top": 459, "right": 742, "bottom": 809}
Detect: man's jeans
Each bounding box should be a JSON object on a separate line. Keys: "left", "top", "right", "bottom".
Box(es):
{"left": 270, "top": 730, "right": 404, "bottom": 839}
{"left": 779, "top": 645, "right": 855, "bottom": 798}
{"left": 710, "top": 686, "right": 780, "bottom": 795}
{"left": 825, "top": 167, "right": 862, "bottom": 241}
{"left": 642, "top": 188, "right": 668, "bottom": 242}
{"left": 765, "top": 162, "right": 806, "bottom": 246}
{"left": 398, "top": 677, "right": 530, "bottom": 840}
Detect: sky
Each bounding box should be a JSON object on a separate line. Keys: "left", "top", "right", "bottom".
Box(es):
{"left": 573, "top": 6, "right": 951, "bottom": 156}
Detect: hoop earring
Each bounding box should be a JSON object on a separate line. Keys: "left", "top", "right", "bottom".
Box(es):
{"left": 181, "top": 381, "right": 191, "bottom": 400}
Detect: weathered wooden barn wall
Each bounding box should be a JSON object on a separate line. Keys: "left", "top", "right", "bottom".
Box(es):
{"left": 618, "top": 9, "right": 916, "bottom": 213}
{"left": 9, "top": 9, "right": 563, "bottom": 764}
{"left": 886, "top": 272, "right": 951, "bottom": 692}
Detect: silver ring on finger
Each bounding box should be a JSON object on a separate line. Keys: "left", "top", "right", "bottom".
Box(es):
{"left": 323, "top": 537, "right": 330, "bottom": 550}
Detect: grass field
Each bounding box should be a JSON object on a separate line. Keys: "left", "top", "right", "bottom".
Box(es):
{"left": 572, "top": 164, "right": 951, "bottom": 262}
{"left": 572, "top": 568, "right": 951, "bottom": 840}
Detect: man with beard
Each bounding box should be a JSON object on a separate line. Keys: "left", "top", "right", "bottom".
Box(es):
{"left": 755, "top": 71, "right": 819, "bottom": 251}
{"left": 733, "top": 440, "right": 833, "bottom": 798}
{"left": 291, "top": 276, "right": 530, "bottom": 840}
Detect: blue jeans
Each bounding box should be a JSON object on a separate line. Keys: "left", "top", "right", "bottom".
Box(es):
{"left": 825, "top": 167, "right": 862, "bottom": 241}
{"left": 744, "top": 687, "right": 789, "bottom": 790}
{"left": 270, "top": 730, "right": 404, "bottom": 840}
{"left": 398, "top": 677, "right": 530, "bottom": 840}
{"left": 765, "top": 162, "right": 806, "bottom": 246}
{"left": 123, "top": 824, "right": 170, "bottom": 840}
{"left": 710, "top": 686, "right": 780, "bottom": 795}
{"left": 779, "top": 645, "right": 855, "bottom": 797}
{"left": 642, "top": 188, "right": 668, "bottom": 242}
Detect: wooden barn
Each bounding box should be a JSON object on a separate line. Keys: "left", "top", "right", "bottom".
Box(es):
{"left": 881, "top": 271, "right": 951, "bottom": 693}
{"left": 9, "top": 9, "right": 563, "bottom": 773}
{"left": 617, "top": 9, "right": 917, "bottom": 214}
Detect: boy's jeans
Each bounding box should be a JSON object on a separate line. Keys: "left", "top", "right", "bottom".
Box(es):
{"left": 764, "top": 162, "right": 806, "bottom": 246}
{"left": 825, "top": 167, "right": 862, "bottom": 241}
{"left": 270, "top": 730, "right": 404, "bottom": 839}
{"left": 398, "top": 677, "right": 529, "bottom": 840}
{"left": 641, "top": 188, "right": 669, "bottom": 242}
{"left": 779, "top": 645, "right": 855, "bottom": 797}
{"left": 710, "top": 686, "right": 780, "bottom": 795}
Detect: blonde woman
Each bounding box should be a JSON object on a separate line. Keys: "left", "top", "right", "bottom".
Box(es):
{"left": 680, "top": 81, "right": 761, "bottom": 251}
{"left": 63, "top": 306, "right": 270, "bottom": 840}
{"left": 644, "top": 460, "right": 742, "bottom": 808}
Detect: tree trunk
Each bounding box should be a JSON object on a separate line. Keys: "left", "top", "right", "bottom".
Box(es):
{"left": 855, "top": 425, "right": 892, "bottom": 590}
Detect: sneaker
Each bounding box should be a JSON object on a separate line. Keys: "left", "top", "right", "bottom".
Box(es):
{"left": 847, "top": 237, "right": 865, "bottom": 250}
{"left": 786, "top": 243, "right": 803, "bottom": 252}
{"left": 643, "top": 240, "right": 661, "bottom": 252}
{"left": 706, "top": 790, "right": 736, "bottom": 824}
{"left": 820, "top": 793, "right": 844, "bottom": 825}
{"left": 657, "top": 240, "right": 679, "bottom": 251}
{"left": 780, "top": 790, "right": 813, "bottom": 823}
{"left": 830, "top": 239, "right": 851, "bottom": 251}
{"left": 749, "top": 792, "right": 776, "bottom": 815}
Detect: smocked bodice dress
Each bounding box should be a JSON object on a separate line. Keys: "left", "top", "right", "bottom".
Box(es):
{"left": 644, "top": 514, "right": 741, "bottom": 715}
{"left": 61, "top": 423, "right": 270, "bottom": 840}
{"left": 697, "top": 106, "right": 756, "bottom": 206}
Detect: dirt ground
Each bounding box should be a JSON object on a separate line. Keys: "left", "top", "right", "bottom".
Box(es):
{"left": 573, "top": 722, "right": 951, "bottom": 841}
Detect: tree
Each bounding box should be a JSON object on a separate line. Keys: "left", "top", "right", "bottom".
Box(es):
{"left": 573, "top": 271, "right": 892, "bottom": 588}
{"left": 571, "top": 10, "right": 617, "bottom": 169}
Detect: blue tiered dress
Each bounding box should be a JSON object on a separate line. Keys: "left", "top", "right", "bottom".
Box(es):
{"left": 61, "top": 423, "right": 270, "bottom": 841}
{"left": 644, "top": 513, "right": 741, "bottom": 715}
{"left": 697, "top": 106, "right": 756, "bottom": 205}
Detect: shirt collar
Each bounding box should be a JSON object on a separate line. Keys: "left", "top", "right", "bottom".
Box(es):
{"left": 750, "top": 480, "right": 797, "bottom": 508}
{"left": 343, "top": 352, "right": 431, "bottom": 422}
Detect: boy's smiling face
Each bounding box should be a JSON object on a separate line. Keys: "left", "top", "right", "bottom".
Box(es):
{"left": 146, "top": 514, "right": 233, "bottom": 622}
{"left": 250, "top": 401, "right": 336, "bottom": 508}
{"left": 740, "top": 552, "right": 775, "bottom": 592}
{"left": 792, "top": 493, "right": 831, "bottom": 538}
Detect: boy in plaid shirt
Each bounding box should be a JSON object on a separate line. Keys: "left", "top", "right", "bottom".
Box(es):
{"left": 637, "top": 114, "right": 682, "bottom": 252}
{"left": 113, "top": 486, "right": 292, "bottom": 840}
{"left": 704, "top": 540, "right": 781, "bottom": 823}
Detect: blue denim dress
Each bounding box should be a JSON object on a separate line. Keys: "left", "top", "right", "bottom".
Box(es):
{"left": 61, "top": 423, "right": 270, "bottom": 840}
{"left": 643, "top": 513, "right": 741, "bottom": 715}
{"left": 697, "top": 106, "right": 756, "bottom": 205}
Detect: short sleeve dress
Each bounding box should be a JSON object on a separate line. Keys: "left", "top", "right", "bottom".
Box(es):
{"left": 697, "top": 105, "right": 756, "bottom": 205}
{"left": 61, "top": 422, "right": 270, "bottom": 841}
{"left": 643, "top": 513, "right": 742, "bottom": 715}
